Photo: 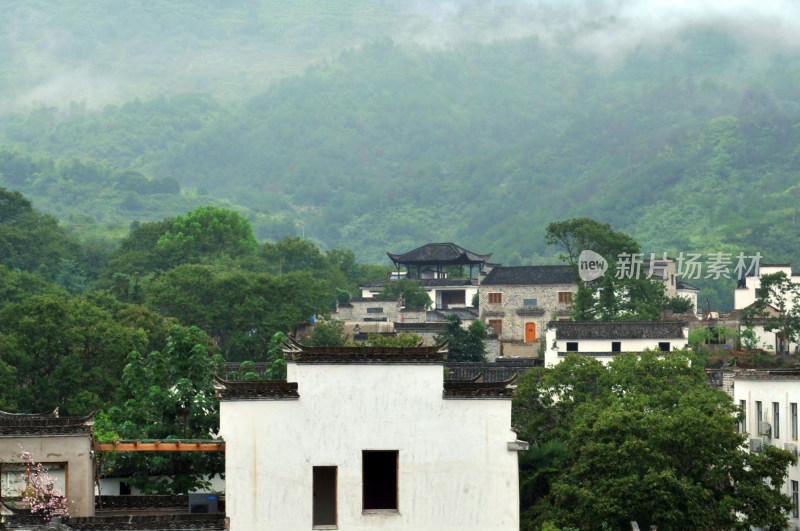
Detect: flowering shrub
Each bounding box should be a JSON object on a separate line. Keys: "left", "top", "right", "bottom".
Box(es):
{"left": 17, "top": 449, "right": 69, "bottom": 521}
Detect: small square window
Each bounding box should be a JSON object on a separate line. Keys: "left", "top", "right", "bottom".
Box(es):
{"left": 363, "top": 451, "right": 398, "bottom": 511}
{"left": 558, "top": 292, "right": 573, "bottom": 304}
{"left": 523, "top": 298, "right": 538, "bottom": 306}
{"left": 658, "top": 342, "right": 670, "bottom": 352}
{"left": 566, "top": 342, "right": 578, "bottom": 352}
{"left": 488, "top": 292, "right": 502, "bottom": 304}
{"left": 611, "top": 341, "right": 621, "bottom": 353}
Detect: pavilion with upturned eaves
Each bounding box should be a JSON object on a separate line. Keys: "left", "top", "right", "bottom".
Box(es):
{"left": 387, "top": 242, "right": 492, "bottom": 280}
{"left": 358, "top": 243, "right": 492, "bottom": 311}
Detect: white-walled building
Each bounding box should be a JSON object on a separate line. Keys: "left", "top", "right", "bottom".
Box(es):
{"left": 543, "top": 321, "right": 689, "bottom": 367}
{"left": 733, "top": 370, "right": 800, "bottom": 530}
{"left": 217, "top": 341, "right": 525, "bottom": 531}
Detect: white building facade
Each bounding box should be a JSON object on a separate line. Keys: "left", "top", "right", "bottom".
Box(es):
{"left": 733, "top": 371, "right": 800, "bottom": 530}
{"left": 543, "top": 321, "right": 689, "bottom": 367}
{"left": 218, "top": 342, "right": 524, "bottom": 531}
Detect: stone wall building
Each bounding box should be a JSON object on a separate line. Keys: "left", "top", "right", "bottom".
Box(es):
{"left": 479, "top": 265, "right": 576, "bottom": 357}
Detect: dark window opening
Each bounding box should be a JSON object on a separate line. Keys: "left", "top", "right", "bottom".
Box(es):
{"left": 366, "top": 307, "right": 384, "bottom": 314}
{"left": 566, "top": 342, "right": 578, "bottom": 352}
{"left": 363, "top": 451, "right": 398, "bottom": 511}
{"left": 611, "top": 341, "right": 621, "bottom": 353}
{"left": 658, "top": 342, "right": 670, "bottom": 352}
{"left": 313, "top": 466, "right": 337, "bottom": 527}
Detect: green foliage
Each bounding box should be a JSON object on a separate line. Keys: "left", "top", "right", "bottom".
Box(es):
{"left": 101, "top": 325, "right": 224, "bottom": 494}
{"left": 0, "top": 293, "right": 149, "bottom": 415}
{"left": 307, "top": 319, "right": 348, "bottom": 347}
{"left": 546, "top": 218, "right": 668, "bottom": 321}
{"left": 378, "top": 278, "right": 432, "bottom": 309}
{"left": 514, "top": 350, "right": 795, "bottom": 530}
{"left": 434, "top": 315, "right": 487, "bottom": 362}
{"left": 366, "top": 332, "right": 423, "bottom": 347}
{"left": 157, "top": 206, "right": 258, "bottom": 265}
{"left": 146, "top": 265, "right": 330, "bottom": 360}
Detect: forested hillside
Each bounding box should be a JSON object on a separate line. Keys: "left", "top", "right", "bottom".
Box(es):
{"left": 3, "top": 1, "right": 800, "bottom": 309}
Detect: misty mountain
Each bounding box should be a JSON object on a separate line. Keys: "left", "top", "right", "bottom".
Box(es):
{"left": 2, "top": 0, "right": 800, "bottom": 309}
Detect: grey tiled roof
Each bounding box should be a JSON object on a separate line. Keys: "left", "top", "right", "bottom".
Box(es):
{"left": 359, "top": 278, "right": 478, "bottom": 288}
{"left": 445, "top": 359, "right": 541, "bottom": 382}
{"left": 481, "top": 265, "right": 574, "bottom": 286}
{"left": 0, "top": 410, "right": 94, "bottom": 436}
{"left": 388, "top": 243, "right": 491, "bottom": 265}
{"left": 676, "top": 280, "right": 700, "bottom": 291}
{"left": 551, "top": 321, "right": 686, "bottom": 340}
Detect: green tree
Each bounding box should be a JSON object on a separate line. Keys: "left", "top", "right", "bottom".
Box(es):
{"left": 0, "top": 293, "right": 148, "bottom": 415}
{"left": 434, "top": 315, "right": 487, "bottom": 362}
{"left": 156, "top": 206, "right": 258, "bottom": 265}
{"left": 366, "top": 332, "right": 423, "bottom": 347}
{"left": 378, "top": 278, "right": 432, "bottom": 309}
{"left": 751, "top": 271, "right": 800, "bottom": 353}
{"left": 545, "top": 218, "right": 668, "bottom": 320}
{"left": 307, "top": 319, "right": 348, "bottom": 347}
{"left": 514, "top": 350, "right": 795, "bottom": 530}
{"left": 99, "top": 325, "right": 224, "bottom": 494}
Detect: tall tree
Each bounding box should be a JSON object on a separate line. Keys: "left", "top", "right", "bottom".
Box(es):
{"left": 98, "top": 325, "right": 224, "bottom": 494}
{"left": 514, "top": 350, "right": 795, "bottom": 530}
{"left": 434, "top": 315, "right": 487, "bottom": 362}
{"left": 545, "top": 217, "right": 667, "bottom": 320}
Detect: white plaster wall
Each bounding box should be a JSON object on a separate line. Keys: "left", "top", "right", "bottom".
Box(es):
{"left": 675, "top": 289, "right": 698, "bottom": 315}
{"left": 734, "top": 266, "right": 797, "bottom": 311}
{"left": 734, "top": 378, "right": 800, "bottom": 530}
{"left": 543, "top": 328, "right": 687, "bottom": 367}
{"left": 220, "top": 363, "right": 520, "bottom": 531}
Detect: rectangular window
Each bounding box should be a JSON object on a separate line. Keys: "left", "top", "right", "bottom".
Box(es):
{"left": 488, "top": 292, "right": 502, "bottom": 304}
{"left": 658, "top": 342, "right": 670, "bottom": 352}
{"left": 487, "top": 319, "right": 503, "bottom": 336}
{"left": 774, "top": 402, "right": 781, "bottom": 439}
{"left": 523, "top": 298, "right": 538, "bottom": 306}
{"left": 792, "top": 403, "right": 797, "bottom": 440}
{"left": 566, "top": 342, "right": 578, "bottom": 352}
{"left": 793, "top": 480, "right": 799, "bottom": 518}
{"left": 558, "top": 291, "right": 573, "bottom": 304}
{"left": 756, "top": 401, "right": 763, "bottom": 434}
{"left": 363, "top": 451, "right": 398, "bottom": 511}
{"left": 313, "top": 466, "right": 337, "bottom": 528}
{"left": 740, "top": 400, "right": 747, "bottom": 433}
{"left": 611, "top": 341, "right": 621, "bottom": 353}
{"left": 366, "top": 307, "right": 384, "bottom": 314}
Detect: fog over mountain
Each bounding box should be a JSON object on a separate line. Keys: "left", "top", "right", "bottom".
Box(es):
{"left": 3, "top": 0, "right": 799, "bottom": 111}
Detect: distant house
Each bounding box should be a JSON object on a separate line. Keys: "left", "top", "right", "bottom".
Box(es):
{"left": 0, "top": 409, "right": 95, "bottom": 517}
{"left": 478, "top": 265, "right": 576, "bottom": 354}
{"left": 543, "top": 321, "right": 689, "bottom": 367}
{"left": 734, "top": 264, "right": 800, "bottom": 353}
{"left": 217, "top": 341, "right": 525, "bottom": 531}
{"left": 359, "top": 243, "right": 490, "bottom": 310}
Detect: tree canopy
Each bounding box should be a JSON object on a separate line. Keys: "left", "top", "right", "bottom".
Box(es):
{"left": 513, "top": 350, "right": 795, "bottom": 530}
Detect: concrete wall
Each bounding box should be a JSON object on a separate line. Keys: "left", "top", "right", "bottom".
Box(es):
{"left": 479, "top": 284, "right": 575, "bottom": 342}
{"left": 0, "top": 434, "right": 94, "bottom": 517}
{"left": 220, "top": 363, "right": 521, "bottom": 531}
{"left": 734, "top": 376, "right": 800, "bottom": 531}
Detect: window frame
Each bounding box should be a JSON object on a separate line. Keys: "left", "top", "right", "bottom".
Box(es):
{"left": 566, "top": 342, "right": 578, "bottom": 352}
{"left": 739, "top": 399, "right": 747, "bottom": 434}
{"left": 793, "top": 480, "right": 799, "bottom": 519}
{"left": 488, "top": 292, "right": 502, "bottom": 304}
{"left": 362, "top": 450, "right": 399, "bottom": 513}
{"left": 792, "top": 402, "right": 797, "bottom": 440}
{"left": 558, "top": 291, "right": 573, "bottom": 304}
{"left": 774, "top": 402, "right": 781, "bottom": 439}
